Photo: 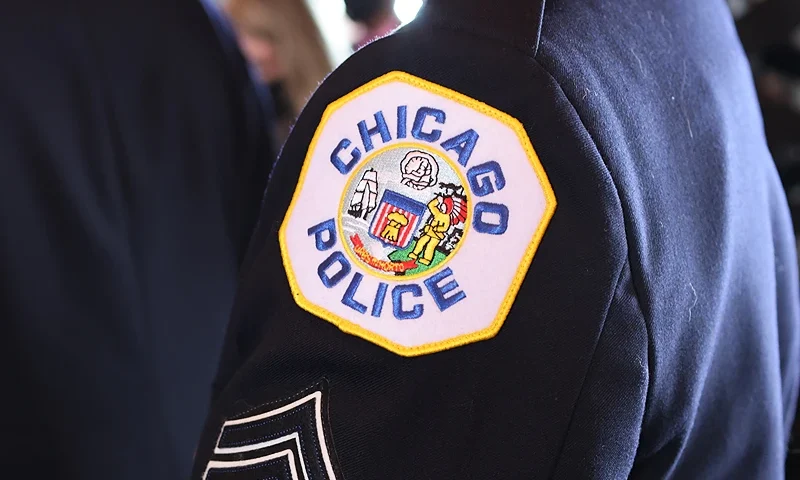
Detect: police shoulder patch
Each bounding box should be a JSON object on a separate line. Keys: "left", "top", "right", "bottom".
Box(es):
{"left": 280, "top": 71, "right": 556, "bottom": 356}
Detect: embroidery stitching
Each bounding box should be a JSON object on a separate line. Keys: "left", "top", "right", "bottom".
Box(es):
{"left": 203, "top": 384, "right": 338, "bottom": 480}
{"left": 336, "top": 141, "right": 472, "bottom": 282}
{"left": 279, "top": 71, "right": 557, "bottom": 356}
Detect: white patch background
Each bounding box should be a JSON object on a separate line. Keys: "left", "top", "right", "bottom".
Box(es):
{"left": 282, "top": 79, "right": 549, "bottom": 351}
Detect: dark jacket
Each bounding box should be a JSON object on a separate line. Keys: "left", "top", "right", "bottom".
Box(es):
{"left": 194, "top": 1, "right": 799, "bottom": 478}
{"left": 0, "top": 0, "right": 272, "bottom": 477}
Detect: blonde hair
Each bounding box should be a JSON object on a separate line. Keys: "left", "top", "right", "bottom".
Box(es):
{"left": 226, "top": 0, "right": 332, "bottom": 116}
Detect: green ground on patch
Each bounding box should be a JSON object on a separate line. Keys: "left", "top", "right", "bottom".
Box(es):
{"left": 388, "top": 239, "right": 447, "bottom": 276}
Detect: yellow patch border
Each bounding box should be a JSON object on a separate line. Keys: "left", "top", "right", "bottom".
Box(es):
{"left": 336, "top": 141, "right": 473, "bottom": 282}
{"left": 279, "top": 71, "right": 557, "bottom": 357}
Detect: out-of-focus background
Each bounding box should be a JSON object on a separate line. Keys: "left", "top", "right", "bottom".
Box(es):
{"left": 213, "top": 0, "right": 800, "bottom": 472}
{"left": 214, "top": 0, "right": 423, "bottom": 146}
{"left": 728, "top": 2, "right": 800, "bottom": 468}
{"left": 217, "top": 0, "right": 800, "bottom": 227}
{"left": 732, "top": 0, "right": 800, "bottom": 233}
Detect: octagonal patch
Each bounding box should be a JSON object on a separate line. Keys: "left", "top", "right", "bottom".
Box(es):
{"left": 279, "top": 71, "right": 556, "bottom": 357}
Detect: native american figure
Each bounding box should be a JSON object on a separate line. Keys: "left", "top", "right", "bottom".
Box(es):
{"left": 409, "top": 194, "right": 468, "bottom": 265}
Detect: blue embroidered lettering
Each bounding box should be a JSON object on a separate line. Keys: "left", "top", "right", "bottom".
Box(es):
{"left": 473, "top": 202, "right": 509, "bottom": 235}
{"left": 423, "top": 267, "right": 466, "bottom": 311}
{"left": 467, "top": 161, "right": 506, "bottom": 197}
{"left": 441, "top": 129, "right": 479, "bottom": 166}
{"left": 371, "top": 282, "right": 388, "bottom": 318}
{"left": 317, "top": 251, "right": 351, "bottom": 288}
{"left": 307, "top": 218, "right": 337, "bottom": 251}
{"left": 341, "top": 272, "right": 368, "bottom": 313}
{"left": 411, "top": 107, "right": 445, "bottom": 142}
{"left": 358, "top": 111, "right": 392, "bottom": 152}
{"left": 280, "top": 72, "right": 559, "bottom": 357}
{"left": 330, "top": 138, "right": 362, "bottom": 174}
{"left": 396, "top": 105, "right": 407, "bottom": 139}
{"left": 392, "top": 284, "right": 424, "bottom": 320}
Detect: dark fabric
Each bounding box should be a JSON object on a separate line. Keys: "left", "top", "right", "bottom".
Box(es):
{"left": 424, "top": 0, "right": 546, "bottom": 54}
{"left": 537, "top": 2, "right": 800, "bottom": 477}
{"left": 269, "top": 82, "right": 294, "bottom": 123}
{"left": 0, "top": 0, "right": 272, "bottom": 478}
{"left": 196, "top": 0, "right": 800, "bottom": 478}
{"left": 344, "top": 0, "right": 394, "bottom": 23}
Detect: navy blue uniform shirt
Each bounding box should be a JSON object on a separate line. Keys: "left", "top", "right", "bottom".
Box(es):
{"left": 0, "top": 0, "right": 271, "bottom": 477}
{"left": 194, "top": 0, "right": 800, "bottom": 478}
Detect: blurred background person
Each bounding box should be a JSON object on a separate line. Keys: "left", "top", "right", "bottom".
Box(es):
{"left": 0, "top": 0, "right": 273, "bottom": 478}
{"left": 226, "top": 0, "right": 333, "bottom": 146}
{"left": 345, "top": 0, "right": 402, "bottom": 50}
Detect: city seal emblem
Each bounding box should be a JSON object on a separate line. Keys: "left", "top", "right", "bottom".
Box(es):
{"left": 341, "top": 146, "right": 469, "bottom": 279}
{"left": 280, "top": 71, "right": 556, "bottom": 356}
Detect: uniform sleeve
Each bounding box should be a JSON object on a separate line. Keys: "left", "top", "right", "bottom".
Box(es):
{"left": 538, "top": 2, "right": 800, "bottom": 478}
{"left": 191, "top": 4, "right": 655, "bottom": 477}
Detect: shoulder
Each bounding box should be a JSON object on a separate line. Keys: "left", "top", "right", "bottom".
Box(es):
{"left": 196, "top": 3, "right": 654, "bottom": 479}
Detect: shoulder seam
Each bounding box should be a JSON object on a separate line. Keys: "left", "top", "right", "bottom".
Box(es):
{"left": 530, "top": 52, "right": 654, "bottom": 470}
{"left": 414, "top": 1, "right": 547, "bottom": 58}
{"left": 548, "top": 249, "right": 632, "bottom": 474}
{"left": 533, "top": 0, "right": 546, "bottom": 57}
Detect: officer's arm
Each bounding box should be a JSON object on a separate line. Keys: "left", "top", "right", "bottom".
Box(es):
{"left": 193, "top": 2, "right": 649, "bottom": 479}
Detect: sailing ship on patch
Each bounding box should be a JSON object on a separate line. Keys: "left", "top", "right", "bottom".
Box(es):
{"left": 346, "top": 168, "right": 378, "bottom": 220}
{"left": 340, "top": 147, "right": 469, "bottom": 277}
